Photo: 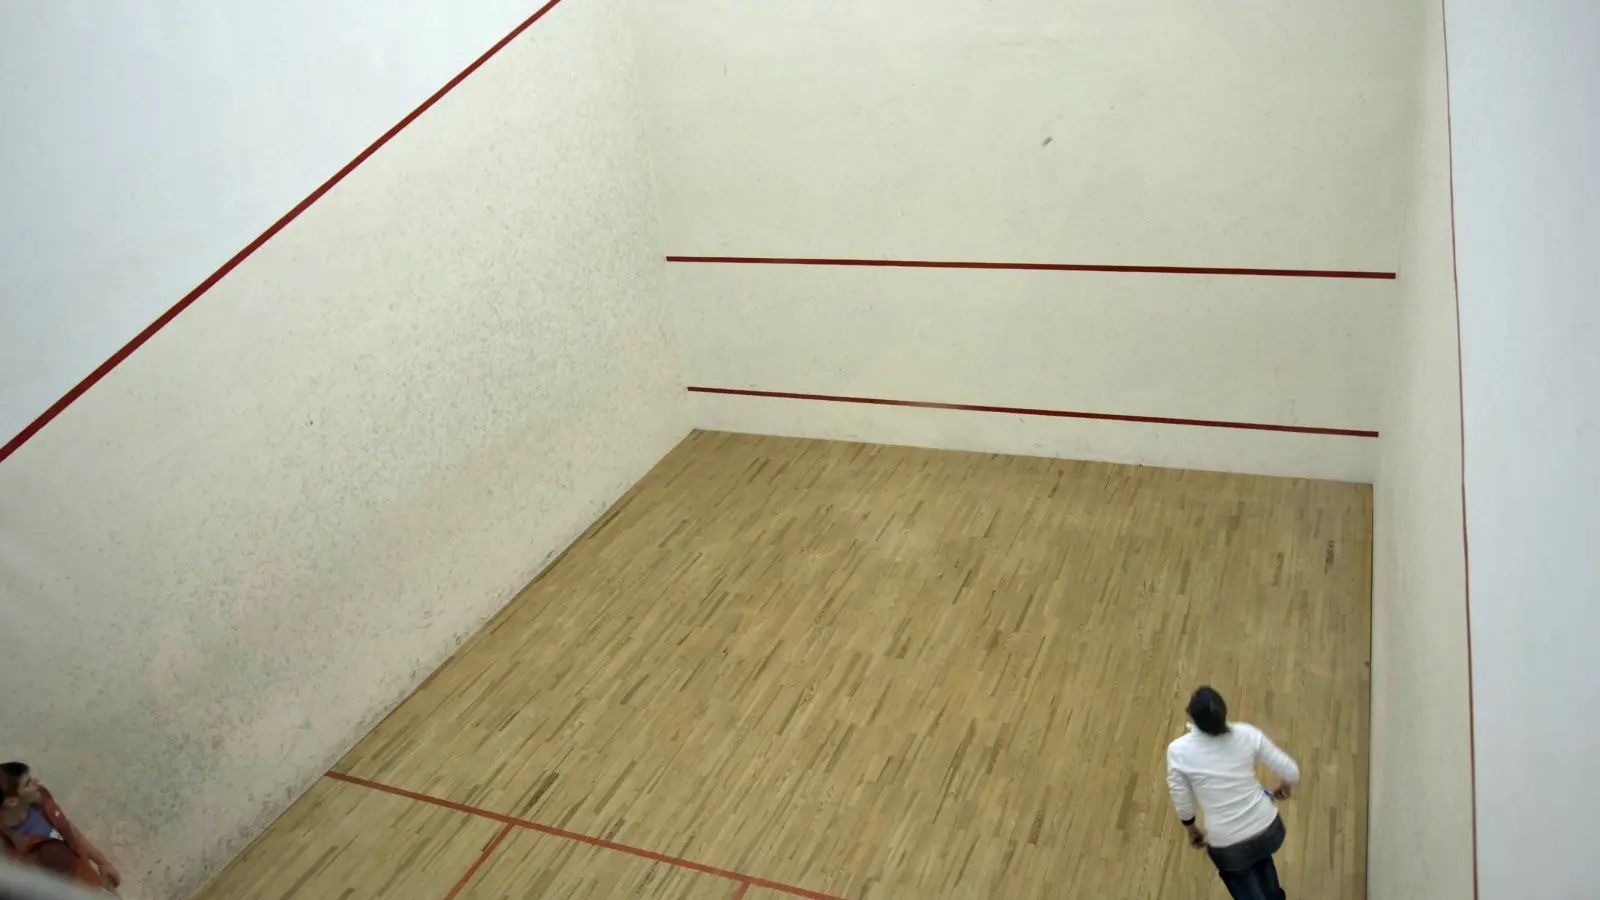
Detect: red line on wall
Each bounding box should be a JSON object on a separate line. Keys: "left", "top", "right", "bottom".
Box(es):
{"left": 325, "top": 772, "right": 846, "bottom": 900}
{"left": 0, "top": 0, "right": 570, "bottom": 466}
{"left": 687, "top": 386, "right": 1380, "bottom": 438}
{"left": 1439, "top": 3, "right": 1481, "bottom": 897}
{"left": 666, "top": 255, "right": 1397, "bottom": 280}
{"left": 442, "top": 824, "right": 513, "bottom": 900}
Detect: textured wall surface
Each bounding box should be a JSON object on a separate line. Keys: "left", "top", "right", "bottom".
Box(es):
{"left": 680, "top": 265, "right": 1383, "bottom": 481}
{"left": 0, "top": 2, "right": 685, "bottom": 898}
{"left": 636, "top": 1, "right": 1412, "bottom": 266}
{"left": 635, "top": 0, "right": 1411, "bottom": 480}
{"left": 1367, "top": 2, "right": 1476, "bottom": 897}
{"left": 0, "top": 0, "right": 541, "bottom": 440}
{"left": 1446, "top": 1, "right": 1600, "bottom": 896}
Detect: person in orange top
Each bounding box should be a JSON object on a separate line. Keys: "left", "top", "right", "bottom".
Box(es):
{"left": 1, "top": 762, "right": 121, "bottom": 892}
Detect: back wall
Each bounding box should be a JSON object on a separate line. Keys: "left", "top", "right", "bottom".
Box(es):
{"left": 633, "top": 0, "right": 1415, "bottom": 480}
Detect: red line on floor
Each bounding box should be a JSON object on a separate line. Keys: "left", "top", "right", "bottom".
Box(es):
{"left": 665, "top": 255, "right": 1397, "bottom": 280}
{"left": 1439, "top": 3, "right": 1480, "bottom": 897}
{"left": 0, "top": 0, "right": 570, "bottom": 466}
{"left": 687, "top": 386, "right": 1380, "bottom": 438}
{"left": 443, "top": 823, "right": 513, "bottom": 900}
{"left": 325, "top": 772, "right": 847, "bottom": 900}
{"left": 731, "top": 882, "right": 752, "bottom": 900}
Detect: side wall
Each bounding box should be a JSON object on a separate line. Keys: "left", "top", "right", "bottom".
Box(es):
{"left": 0, "top": 1, "right": 537, "bottom": 442}
{"left": 1446, "top": 1, "right": 1600, "bottom": 896}
{"left": 0, "top": 3, "right": 685, "bottom": 898}
{"left": 633, "top": 0, "right": 1414, "bottom": 481}
{"left": 1367, "top": 2, "right": 1476, "bottom": 897}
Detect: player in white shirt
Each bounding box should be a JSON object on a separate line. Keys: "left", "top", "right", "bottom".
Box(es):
{"left": 1166, "top": 686, "right": 1300, "bottom": 900}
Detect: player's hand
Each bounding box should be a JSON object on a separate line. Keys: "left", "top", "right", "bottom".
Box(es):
{"left": 1272, "top": 784, "right": 1293, "bottom": 801}
{"left": 99, "top": 862, "right": 122, "bottom": 889}
{"left": 1187, "top": 826, "right": 1207, "bottom": 848}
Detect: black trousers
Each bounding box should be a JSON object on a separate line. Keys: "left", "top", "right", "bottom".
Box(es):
{"left": 1206, "top": 816, "right": 1287, "bottom": 900}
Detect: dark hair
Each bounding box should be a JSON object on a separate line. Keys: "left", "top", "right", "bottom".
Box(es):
{"left": 1187, "top": 687, "right": 1230, "bottom": 736}
{"left": 0, "top": 762, "right": 30, "bottom": 800}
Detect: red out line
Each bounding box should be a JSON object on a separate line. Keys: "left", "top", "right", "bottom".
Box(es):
{"left": 443, "top": 823, "right": 513, "bottom": 900}
{"left": 324, "top": 772, "right": 847, "bottom": 900}
{"left": 731, "top": 882, "right": 752, "bottom": 900}
{"left": 665, "top": 255, "right": 1397, "bottom": 280}
{"left": 687, "top": 386, "right": 1380, "bottom": 438}
{"left": 0, "top": 0, "right": 570, "bottom": 466}
{"left": 1439, "top": 2, "right": 1480, "bottom": 896}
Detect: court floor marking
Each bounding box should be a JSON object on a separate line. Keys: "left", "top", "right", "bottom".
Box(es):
{"left": 324, "top": 771, "right": 840, "bottom": 900}
{"left": 441, "top": 824, "right": 513, "bottom": 900}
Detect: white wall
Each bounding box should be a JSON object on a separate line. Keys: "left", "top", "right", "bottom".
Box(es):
{"left": 0, "top": 2, "right": 685, "bottom": 898}
{"left": 1367, "top": 2, "right": 1476, "bottom": 897}
{"left": 634, "top": 0, "right": 1414, "bottom": 481}
{"left": 1445, "top": 1, "right": 1600, "bottom": 897}
{"left": 0, "top": 1, "right": 539, "bottom": 443}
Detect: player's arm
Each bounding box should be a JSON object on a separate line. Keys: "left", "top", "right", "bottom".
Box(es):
{"left": 43, "top": 790, "right": 121, "bottom": 888}
{"left": 1166, "top": 749, "right": 1205, "bottom": 847}
{"left": 1254, "top": 729, "right": 1301, "bottom": 799}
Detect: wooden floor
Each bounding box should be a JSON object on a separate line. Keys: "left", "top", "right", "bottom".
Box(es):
{"left": 197, "top": 431, "right": 1371, "bottom": 900}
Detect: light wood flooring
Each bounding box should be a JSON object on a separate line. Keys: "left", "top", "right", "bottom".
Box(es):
{"left": 196, "top": 431, "right": 1371, "bottom": 900}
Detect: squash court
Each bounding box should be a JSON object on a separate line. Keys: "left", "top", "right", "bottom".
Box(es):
{"left": 16, "top": 0, "right": 1588, "bottom": 897}
{"left": 194, "top": 431, "right": 1370, "bottom": 900}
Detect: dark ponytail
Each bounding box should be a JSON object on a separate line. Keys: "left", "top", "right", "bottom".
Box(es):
{"left": 1187, "top": 686, "right": 1230, "bottom": 736}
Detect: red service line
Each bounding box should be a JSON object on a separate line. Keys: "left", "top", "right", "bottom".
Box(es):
{"left": 0, "top": 0, "right": 571, "bottom": 466}
{"left": 687, "top": 386, "right": 1380, "bottom": 438}
{"left": 665, "top": 255, "right": 1397, "bottom": 280}
{"left": 325, "top": 771, "right": 847, "bottom": 900}
{"left": 442, "top": 823, "right": 513, "bottom": 900}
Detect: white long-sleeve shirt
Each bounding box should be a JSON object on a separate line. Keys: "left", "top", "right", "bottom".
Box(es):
{"left": 1166, "top": 721, "right": 1300, "bottom": 848}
